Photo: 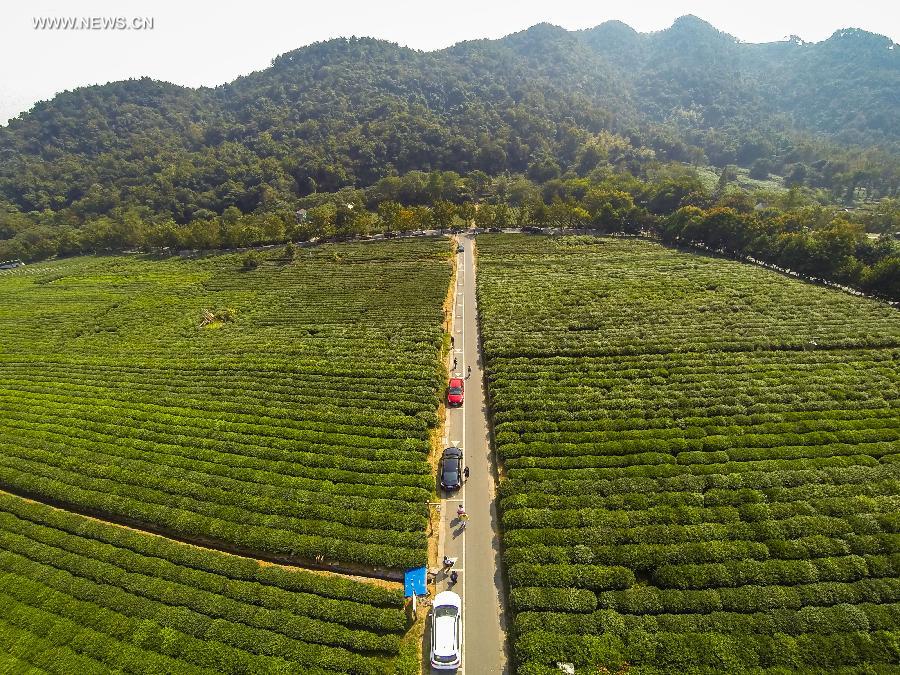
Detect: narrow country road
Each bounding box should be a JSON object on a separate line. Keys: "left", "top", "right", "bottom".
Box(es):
{"left": 435, "top": 234, "right": 508, "bottom": 674}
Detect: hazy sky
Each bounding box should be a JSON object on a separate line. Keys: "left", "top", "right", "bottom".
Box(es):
{"left": 2, "top": 0, "right": 898, "bottom": 124}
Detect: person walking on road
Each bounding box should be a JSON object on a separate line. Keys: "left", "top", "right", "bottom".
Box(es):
{"left": 463, "top": 466, "right": 470, "bottom": 481}
{"left": 466, "top": 365, "right": 471, "bottom": 379}
{"left": 456, "top": 504, "right": 466, "bottom": 518}
{"left": 453, "top": 357, "right": 458, "bottom": 370}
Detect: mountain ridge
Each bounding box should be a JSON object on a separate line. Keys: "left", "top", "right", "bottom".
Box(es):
{"left": 0, "top": 16, "right": 897, "bottom": 220}
{"left": 9, "top": 16, "right": 896, "bottom": 122}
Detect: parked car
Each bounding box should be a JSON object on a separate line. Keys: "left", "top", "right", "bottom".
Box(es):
{"left": 447, "top": 377, "right": 464, "bottom": 406}
{"left": 440, "top": 447, "right": 463, "bottom": 490}
{"left": 456, "top": 244, "right": 464, "bottom": 253}
{"left": 430, "top": 591, "right": 462, "bottom": 670}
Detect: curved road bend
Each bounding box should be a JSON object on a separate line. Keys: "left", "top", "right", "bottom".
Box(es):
{"left": 434, "top": 234, "right": 508, "bottom": 674}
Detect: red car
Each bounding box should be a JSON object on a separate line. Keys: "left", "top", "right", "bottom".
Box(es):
{"left": 447, "top": 378, "right": 464, "bottom": 406}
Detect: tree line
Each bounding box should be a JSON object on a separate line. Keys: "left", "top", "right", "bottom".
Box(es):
{"left": 2, "top": 166, "right": 897, "bottom": 300}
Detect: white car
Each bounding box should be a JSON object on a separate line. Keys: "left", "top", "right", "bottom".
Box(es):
{"left": 430, "top": 590, "right": 462, "bottom": 670}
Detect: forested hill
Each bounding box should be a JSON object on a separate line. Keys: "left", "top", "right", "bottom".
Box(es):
{"left": 1, "top": 16, "right": 898, "bottom": 221}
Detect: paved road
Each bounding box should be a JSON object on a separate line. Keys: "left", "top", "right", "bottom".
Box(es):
{"left": 435, "top": 234, "right": 508, "bottom": 674}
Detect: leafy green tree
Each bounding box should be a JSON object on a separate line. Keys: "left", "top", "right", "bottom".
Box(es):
{"left": 260, "top": 213, "right": 287, "bottom": 242}
{"left": 465, "top": 172, "right": 491, "bottom": 199}
{"left": 493, "top": 203, "right": 511, "bottom": 228}
{"left": 647, "top": 173, "right": 706, "bottom": 214}
{"left": 351, "top": 209, "right": 377, "bottom": 236}
{"left": 474, "top": 204, "right": 494, "bottom": 229}
{"left": 432, "top": 200, "right": 457, "bottom": 230}
{"left": 528, "top": 158, "right": 562, "bottom": 183}
{"left": 335, "top": 202, "right": 358, "bottom": 238}
{"left": 398, "top": 207, "right": 417, "bottom": 232}
{"left": 866, "top": 199, "right": 900, "bottom": 234}
{"left": 661, "top": 205, "right": 705, "bottom": 242}
{"left": 183, "top": 219, "right": 220, "bottom": 250}
{"left": 242, "top": 251, "right": 260, "bottom": 270}
{"left": 749, "top": 159, "right": 772, "bottom": 180}
{"left": 306, "top": 203, "right": 337, "bottom": 238}
{"left": 530, "top": 200, "right": 550, "bottom": 227}
{"left": 377, "top": 200, "right": 402, "bottom": 234}
{"left": 146, "top": 221, "right": 181, "bottom": 249}
{"left": 222, "top": 206, "right": 242, "bottom": 227}
{"left": 411, "top": 206, "right": 434, "bottom": 230}
{"left": 584, "top": 188, "right": 637, "bottom": 231}
{"left": 56, "top": 226, "right": 85, "bottom": 256}
{"left": 861, "top": 254, "right": 900, "bottom": 298}
{"left": 457, "top": 203, "right": 476, "bottom": 228}
{"left": 513, "top": 204, "right": 529, "bottom": 227}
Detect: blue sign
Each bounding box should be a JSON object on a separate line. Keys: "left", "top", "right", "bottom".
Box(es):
{"left": 404, "top": 566, "right": 427, "bottom": 597}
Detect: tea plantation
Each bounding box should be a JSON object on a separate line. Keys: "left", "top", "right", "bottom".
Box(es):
{"left": 0, "top": 490, "right": 410, "bottom": 674}
{"left": 477, "top": 235, "right": 900, "bottom": 673}
{"left": 0, "top": 240, "right": 451, "bottom": 571}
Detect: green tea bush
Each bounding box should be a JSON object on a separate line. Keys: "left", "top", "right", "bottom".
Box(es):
{"left": 476, "top": 235, "right": 900, "bottom": 672}
{"left": 0, "top": 240, "right": 451, "bottom": 569}
{"left": 0, "top": 492, "right": 408, "bottom": 672}
{"left": 510, "top": 587, "right": 598, "bottom": 613}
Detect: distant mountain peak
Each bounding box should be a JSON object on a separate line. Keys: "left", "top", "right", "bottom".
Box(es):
{"left": 670, "top": 15, "right": 717, "bottom": 32}
{"left": 582, "top": 20, "right": 640, "bottom": 39}
{"left": 825, "top": 27, "right": 898, "bottom": 49}
{"left": 501, "top": 22, "right": 582, "bottom": 57}
{"left": 818, "top": 27, "right": 898, "bottom": 58}
{"left": 673, "top": 14, "right": 705, "bottom": 25}
{"left": 830, "top": 27, "right": 878, "bottom": 40}
{"left": 578, "top": 20, "right": 644, "bottom": 65}
{"left": 507, "top": 22, "right": 570, "bottom": 42}
{"left": 272, "top": 35, "right": 413, "bottom": 69}
{"left": 523, "top": 21, "right": 565, "bottom": 32}
{"left": 663, "top": 14, "right": 738, "bottom": 43}
{"left": 594, "top": 19, "right": 637, "bottom": 32}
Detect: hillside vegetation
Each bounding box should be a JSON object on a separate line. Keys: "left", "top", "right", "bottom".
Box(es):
{"left": 1, "top": 17, "right": 897, "bottom": 224}
{"left": 476, "top": 234, "right": 900, "bottom": 673}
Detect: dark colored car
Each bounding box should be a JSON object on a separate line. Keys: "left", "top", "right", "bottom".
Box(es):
{"left": 447, "top": 377, "right": 464, "bottom": 406}
{"left": 457, "top": 244, "right": 464, "bottom": 253}
{"left": 440, "top": 447, "right": 463, "bottom": 490}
